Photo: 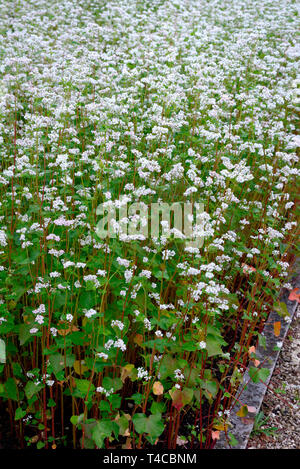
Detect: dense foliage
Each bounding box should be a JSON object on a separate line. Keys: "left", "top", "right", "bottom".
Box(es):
{"left": 0, "top": 0, "right": 299, "bottom": 449}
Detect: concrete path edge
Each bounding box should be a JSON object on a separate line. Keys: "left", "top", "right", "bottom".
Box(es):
{"left": 215, "top": 267, "right": 300, "bottom": 449}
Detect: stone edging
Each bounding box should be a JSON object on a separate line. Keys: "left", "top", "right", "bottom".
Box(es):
{"left": 215, "top": 269, "right": 300, "bottom": 449}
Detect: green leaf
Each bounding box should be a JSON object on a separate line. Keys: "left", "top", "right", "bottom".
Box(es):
{"left": 79, "top": 291, "right": 96, "bottom": 309}
{"left": 258, "top": 368, "right": 270, "bottom": 382}
{"left": 15, "top": 408, "right": 26, "bottom": 420}
{"left": 99, "top": 400, "right": 111, "bottom": 412}
{"left": 131, "top": 393, "right": 143, "bottom": 405}
{"left": 201, "top": 379, "right": 218, "bottom": 399}
{"left": 15, "top": 249, "right": 40, "bottom": 265}
{"left": 236, "top": 405, "right": 248, "bottom": 417}
{"left": 18, "top": 323, "right": 33, "bottom": 346}
{"left": 4, "top": 377, "right": 18, "bottom": 401}
{"left": 181, "top": 341, "right": 197, "bottom": 351}
{"left": 169, "top": 387, "right": 193, "bottom": 410}
{"left": 115, "top": 415, "right": 129, "bottom": 436}
{"left": 228, "top": 432, "right": 238, "bottom": 447}
{"left": 258, "top": 333, "right": 266, "bottom": 350}
{"left": 48, "top": 354, "right": 65, "bottom": 376}
{"left": 273, "top": 301, "right": 289, "bottom": 318}
{"left": 249, "top": 367, "right": 270, "bottom": 384}
{"left": 132, "top": 413, "right": 147, "bottom": 434}
{"left": 70, "top": 413, "right": 84, "bottom": 426}
{"left": 146, "top": 413, "right": 165, "bottom": 439}
{"left": 74, "top": 378, "right": 95, "bottom": 397}
{"left": 206, "top": 334, "right": 223, "bottom": 357}
{"left": 108, "top": 394, "right": 121, "bottom": 410}
{"left": 91, "top": 420, "right": 114, "bottom": 448}
{"left": 12, "top": 363, "right": 23, "bottom": 378}
{"left": 49, "top": 353, "right": 75, "bottom": 377}
{"left": 150, "top": 401, "right": 166, "bottom": 414}
{"left": 159, "top": 355, "right": 177, "bottom": 379}
{"left": 132, "top": 413, "right": 164, "bottom": 439}
{"left": 0, "top": 339, "right": 6, "bottom": 363}
{"left": 12, "top": 284, "right": 28, "bottom": 302}
{"left": 47, "top": 398, "right": 56, "bottom": 407}
{"left": 102, "top": 376, "right": 122, "bottom": 392}
{"left": 25, "top": 381, "right": 44, "bottom": 399}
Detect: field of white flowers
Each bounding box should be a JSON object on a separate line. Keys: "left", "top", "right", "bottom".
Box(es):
{"left": 0, "top": 0, "right": 299, "bottom": 450}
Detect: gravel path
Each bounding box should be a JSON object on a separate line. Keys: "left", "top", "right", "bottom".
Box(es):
{"left": 247, "top": 306, "right": 300, "bottom": 449}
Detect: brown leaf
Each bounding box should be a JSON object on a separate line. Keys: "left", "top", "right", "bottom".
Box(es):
{"left": 121, "top": 364, "right": 136, "bottom": 383}
{"left": 248, "top": 345, "right": 260, "bottom": 366}
{"left": 153, "top": 381, "right": 164, "bottom": 396}
{"left": 247, "top": 406, "right": 256, "bottom": 413}
{"left": 273, "top": 321, "right": 281, "bottom": 337}
{"left": 236, "top": 405, "right": 248, "bottom": 417}
{"left": 57, "top": 322, "right": 79, "bottom": 336}
{"left": 122, "top": 437, "right": 132, "bottom": 449}
{"left": 288, "top": 288, "right": 300, "bottom": 303}
{"left": 213, "top": 422, "right": 228, "bottom": 431}
{"left": 74, "top": 360, "right": 88, "bottom": 375}
{"left": 211, "top": 430, "right": 220, "bottom": 440}
{"left": 133, "top": 334, "right": 143, "bottom": 346}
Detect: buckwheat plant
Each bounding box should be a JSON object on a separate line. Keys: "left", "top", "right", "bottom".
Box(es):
{"left": 0, "top": 0, "right": 299, "bottom": 450}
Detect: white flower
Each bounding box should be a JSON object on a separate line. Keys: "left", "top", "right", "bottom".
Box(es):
{"left": 84, "top": 308, "right": 97, "bottom": 318}
{"left": 96, "top": 352, "right": 108, "bottom": 360}
{"left": 104, "top": 340, "right": 114, "bottom": 350}
{"left": 116, "top": 257, "right": 130, "bottom": 268}
{"left": 137, "top": 367, "right": 150, "bottom": 380}
{"left": 111, "top": 320, "right": 124, "bottom": 330}
{"left": 174, "top": 369, "right": 185, "bottom": 381}
{"left": 35, "top": 315, "right": 44, "bottom": 325}
{"left": 144, "top": 318, "right": 152, "bottom": 330}
{"left": 114, "top": 339, "right": 126, "bottom": 352}
{"left": 0, "top": 230, "right": 7, "bottom": 247}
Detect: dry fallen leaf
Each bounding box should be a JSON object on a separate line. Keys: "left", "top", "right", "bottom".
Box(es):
{"left": 248, "top": 345, "right": 260, "bottom": 366}
{"left": 288, "top": 288, "right": 300, "bottom": 303}
{"left": 273, "top": 321, "right": 281, "bottom": 337}
{"left": 247, "top": 406, "right": 256, "bottom": 413}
